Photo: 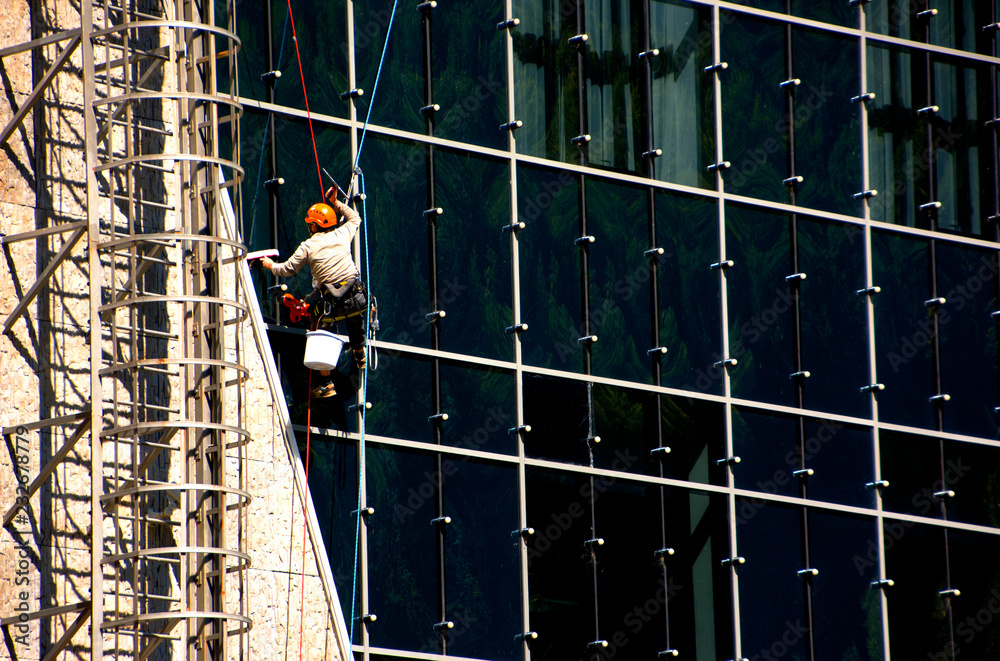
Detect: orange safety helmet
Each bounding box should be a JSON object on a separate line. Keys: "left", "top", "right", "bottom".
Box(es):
{"left": 304, "top": 202, "right": 340, "bottom": 229}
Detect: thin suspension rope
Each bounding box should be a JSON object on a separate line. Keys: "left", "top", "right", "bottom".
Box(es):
{"left": 280, "top": 0, "right": 397, "bottom": 655}
{"left": 348, "top": 172, "right": 372, "bottom": 647}
{"left": 354, "top": 0, "right": 399, "bottom": 171}
{"left": 344, "top": 0, "right": 398, "bottom": 647}
{"left": 286, "top": 0, "right": 324, "bottom": 198}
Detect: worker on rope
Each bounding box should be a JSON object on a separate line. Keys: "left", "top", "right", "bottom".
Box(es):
{"left": 261, "top": 186, "right": 367, "bottom": 398}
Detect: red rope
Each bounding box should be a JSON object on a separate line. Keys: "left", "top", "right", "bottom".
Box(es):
{"left": 297, "top": 370, "right": 313, "bottom": 661}
{"left": 286, "top": 2, "right": 321, "bottom": 654}
{"left": 286, "top": 0, "right": 325, "bottom": 199}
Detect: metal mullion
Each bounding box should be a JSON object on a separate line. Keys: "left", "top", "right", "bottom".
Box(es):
{"left": 501, "top": 0, "right": 531, "bottom": 654}
{"left": 641, "top": 3, "right": 672, "bottom": 652}
{"left": 418, "top": 5, "right": 449, "bottom": 655}
{"left": 919, "top": 10, "right": 958, "bottom": 650}
{"left": 856, "top": 9, "right": 893, "bottom": 659}
{"left": 781, "top": 13, "right": 817, "bottom": 660}
{"left": 710, "top": 3, "right": 743, "bottom": 659}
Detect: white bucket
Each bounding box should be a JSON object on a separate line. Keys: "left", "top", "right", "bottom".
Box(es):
{"left": 303, "top": 330, "right": 345, "bottom": 370}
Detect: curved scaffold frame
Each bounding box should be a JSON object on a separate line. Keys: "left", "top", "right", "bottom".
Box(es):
{"left": 85, "top": 1, "right": 251, "bottom": 658}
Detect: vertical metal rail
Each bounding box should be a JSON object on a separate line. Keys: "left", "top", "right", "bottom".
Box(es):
{"left": 639, "top": 3, "right": 673, "bottom": 656}
{"left": 709, "top": 3, "right": 741, "bottom": 659}
{"left": 779, "top": 12, "right": 816, "bottom": 661}
{"left": 418, "top": 2, "right": 450, "bottom": 655}
{"left": 500, "top": 0, "right": 532, "bottom": 657}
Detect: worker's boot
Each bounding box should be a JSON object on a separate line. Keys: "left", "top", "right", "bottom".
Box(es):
{"left": 354, "top": 347, "right": 367, "bottom": 371}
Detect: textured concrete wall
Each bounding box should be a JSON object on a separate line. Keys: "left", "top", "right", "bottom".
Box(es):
{"left": 0, "top": 1, "right": 348, "bottom": 659}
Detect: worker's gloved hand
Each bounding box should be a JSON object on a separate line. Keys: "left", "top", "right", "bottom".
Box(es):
{"left": 325, "top": 186, "right": 339, "bottom": 204}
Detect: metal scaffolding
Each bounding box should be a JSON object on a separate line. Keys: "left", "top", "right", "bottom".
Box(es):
{"left": 1, "top": 0, "right": 250, "bottom": 658}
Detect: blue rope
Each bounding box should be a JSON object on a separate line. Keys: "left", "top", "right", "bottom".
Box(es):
{"left": 247, "top": 13, "right": 291, "bottom": 248}
{"left": 353, "top": 0, "right": 399, "bottom": 173}
{"left": 348, "top": 0, "right": 393, "bottom": 628}
{"left": 347, "top": 172, "right": 370, "bottom": 648}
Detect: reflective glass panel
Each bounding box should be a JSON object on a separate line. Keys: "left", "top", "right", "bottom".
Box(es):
{"left": 871, "top": 230, "right": 936, "bottom": 430}
{"left": 366, "top": 353, "right": 432, "bottom": 443}
{"left": 593, "top": 479, "right": 668, "bottom": 659}
{"left": 737, "top": 501, "right": 808, "bottom": 661}
{"left": 517, "top": 165, "right": 584, "bottom": 372}
{"left": 725, "top": 204, "right": 795, "bottom": 407}
{"left": 733, "top": 409, "right": 875, "bottom": 508}
{"left": 239, "top": 0, "right": 350, "bottom": 115}
{"left": 720, "top": 13, "right": 789, "bottom": 205}
{"left": 808, "top": 511, "right": 885, "bottom": 659}
{"left": 587, "top": 176, "right": 652, "bottom": 383}
{"left": 867, "top": 0, "right": 1000, "bottom": 56}
{"left": 942, "top": 440, "right": 1000, "bottom": 528}
{"left": 523, "top": 374, "right": 592, "bottom": 466}
{"left": 883, "top": 521, "right": 949, "bottom": 659}
{"left": 592, "top": 384, "right": 727, "bottom": 487}
{"left": 525, "top": 468, "right": 596, "bottom": 661}
{"left": 722, "top": 0, "right": 857, "bottom": 27}
{"left": 431, "top": 1, "right": 507, "bottom": 150}
{"left": 929, "top": 55, "right": 995, "bottom": 238}
{"left": 650, "top": 0, "right": 715, "bottom": 189}
{"left": 878, "top": 430, "right": 943, "bottom": 518}
{"left": 948, "top": 530, "right": 1000, "bottom": 658}
{"left": 366, "top": 446, "right": 439, "bottom": 651}
{"left": 662, "top": 489, "right": 734, "bottom": 660}
{"left": 655, "top": 191, "right": 723, "bottom": 396}
{"left": 732, "top": 408, "right": 799, "bottom": 501}
{"left": 354, "top": 0, "right": 424, "bottom": 134}
{"left": 308, "top": 436, "right": 361, "bottom": 627}
{"left": 867, "top": 43, "right": 925, "bottom": 228}
{"left": 435, "top": 150, "right": 512, "bottom": 361}
{"left": 512, "top": 0, "right": 582, "bottom": 162}
{"left": 585, "top": 0, "right": 642, "bottom": 173}
{"left": 797, "top": 218, "right": 869, "bottom": 418}
{"left": 791, "top": 28, "right": 862, "bottom": 217}
{"left": 444, "top": 459, "right": 521, "bottom": 660}
{"left": 364, "top": 135, "right": 432, "bottom": 351}
{"left": 439, "top": 362, "right": 516, "bottom": 456}
{"left": 936, "top": 242, "right": 999, "bottom": 438}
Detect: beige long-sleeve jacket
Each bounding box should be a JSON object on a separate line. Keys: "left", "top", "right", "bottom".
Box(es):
{"left": 270, "top": 202, "right": 362, "bottom": 287}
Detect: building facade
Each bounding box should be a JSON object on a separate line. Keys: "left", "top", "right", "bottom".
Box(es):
{"left": 245, "top": 1, "right": 1000, "bottom": 661}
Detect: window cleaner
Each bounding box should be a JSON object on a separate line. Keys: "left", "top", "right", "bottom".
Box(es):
{"left": 260, "top": 182, "right": 368, "bottom": 398}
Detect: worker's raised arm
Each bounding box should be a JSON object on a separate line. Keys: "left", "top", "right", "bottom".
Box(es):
{"left": 331, "top": 198, "right": 362, "bottom": 237}
{"left": 264, "top": 242, "right": 310, "bottom": 277}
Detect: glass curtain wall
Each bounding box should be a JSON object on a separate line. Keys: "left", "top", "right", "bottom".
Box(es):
{"left": 237, "top": 1, "right": 1000, "bottom": 661}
